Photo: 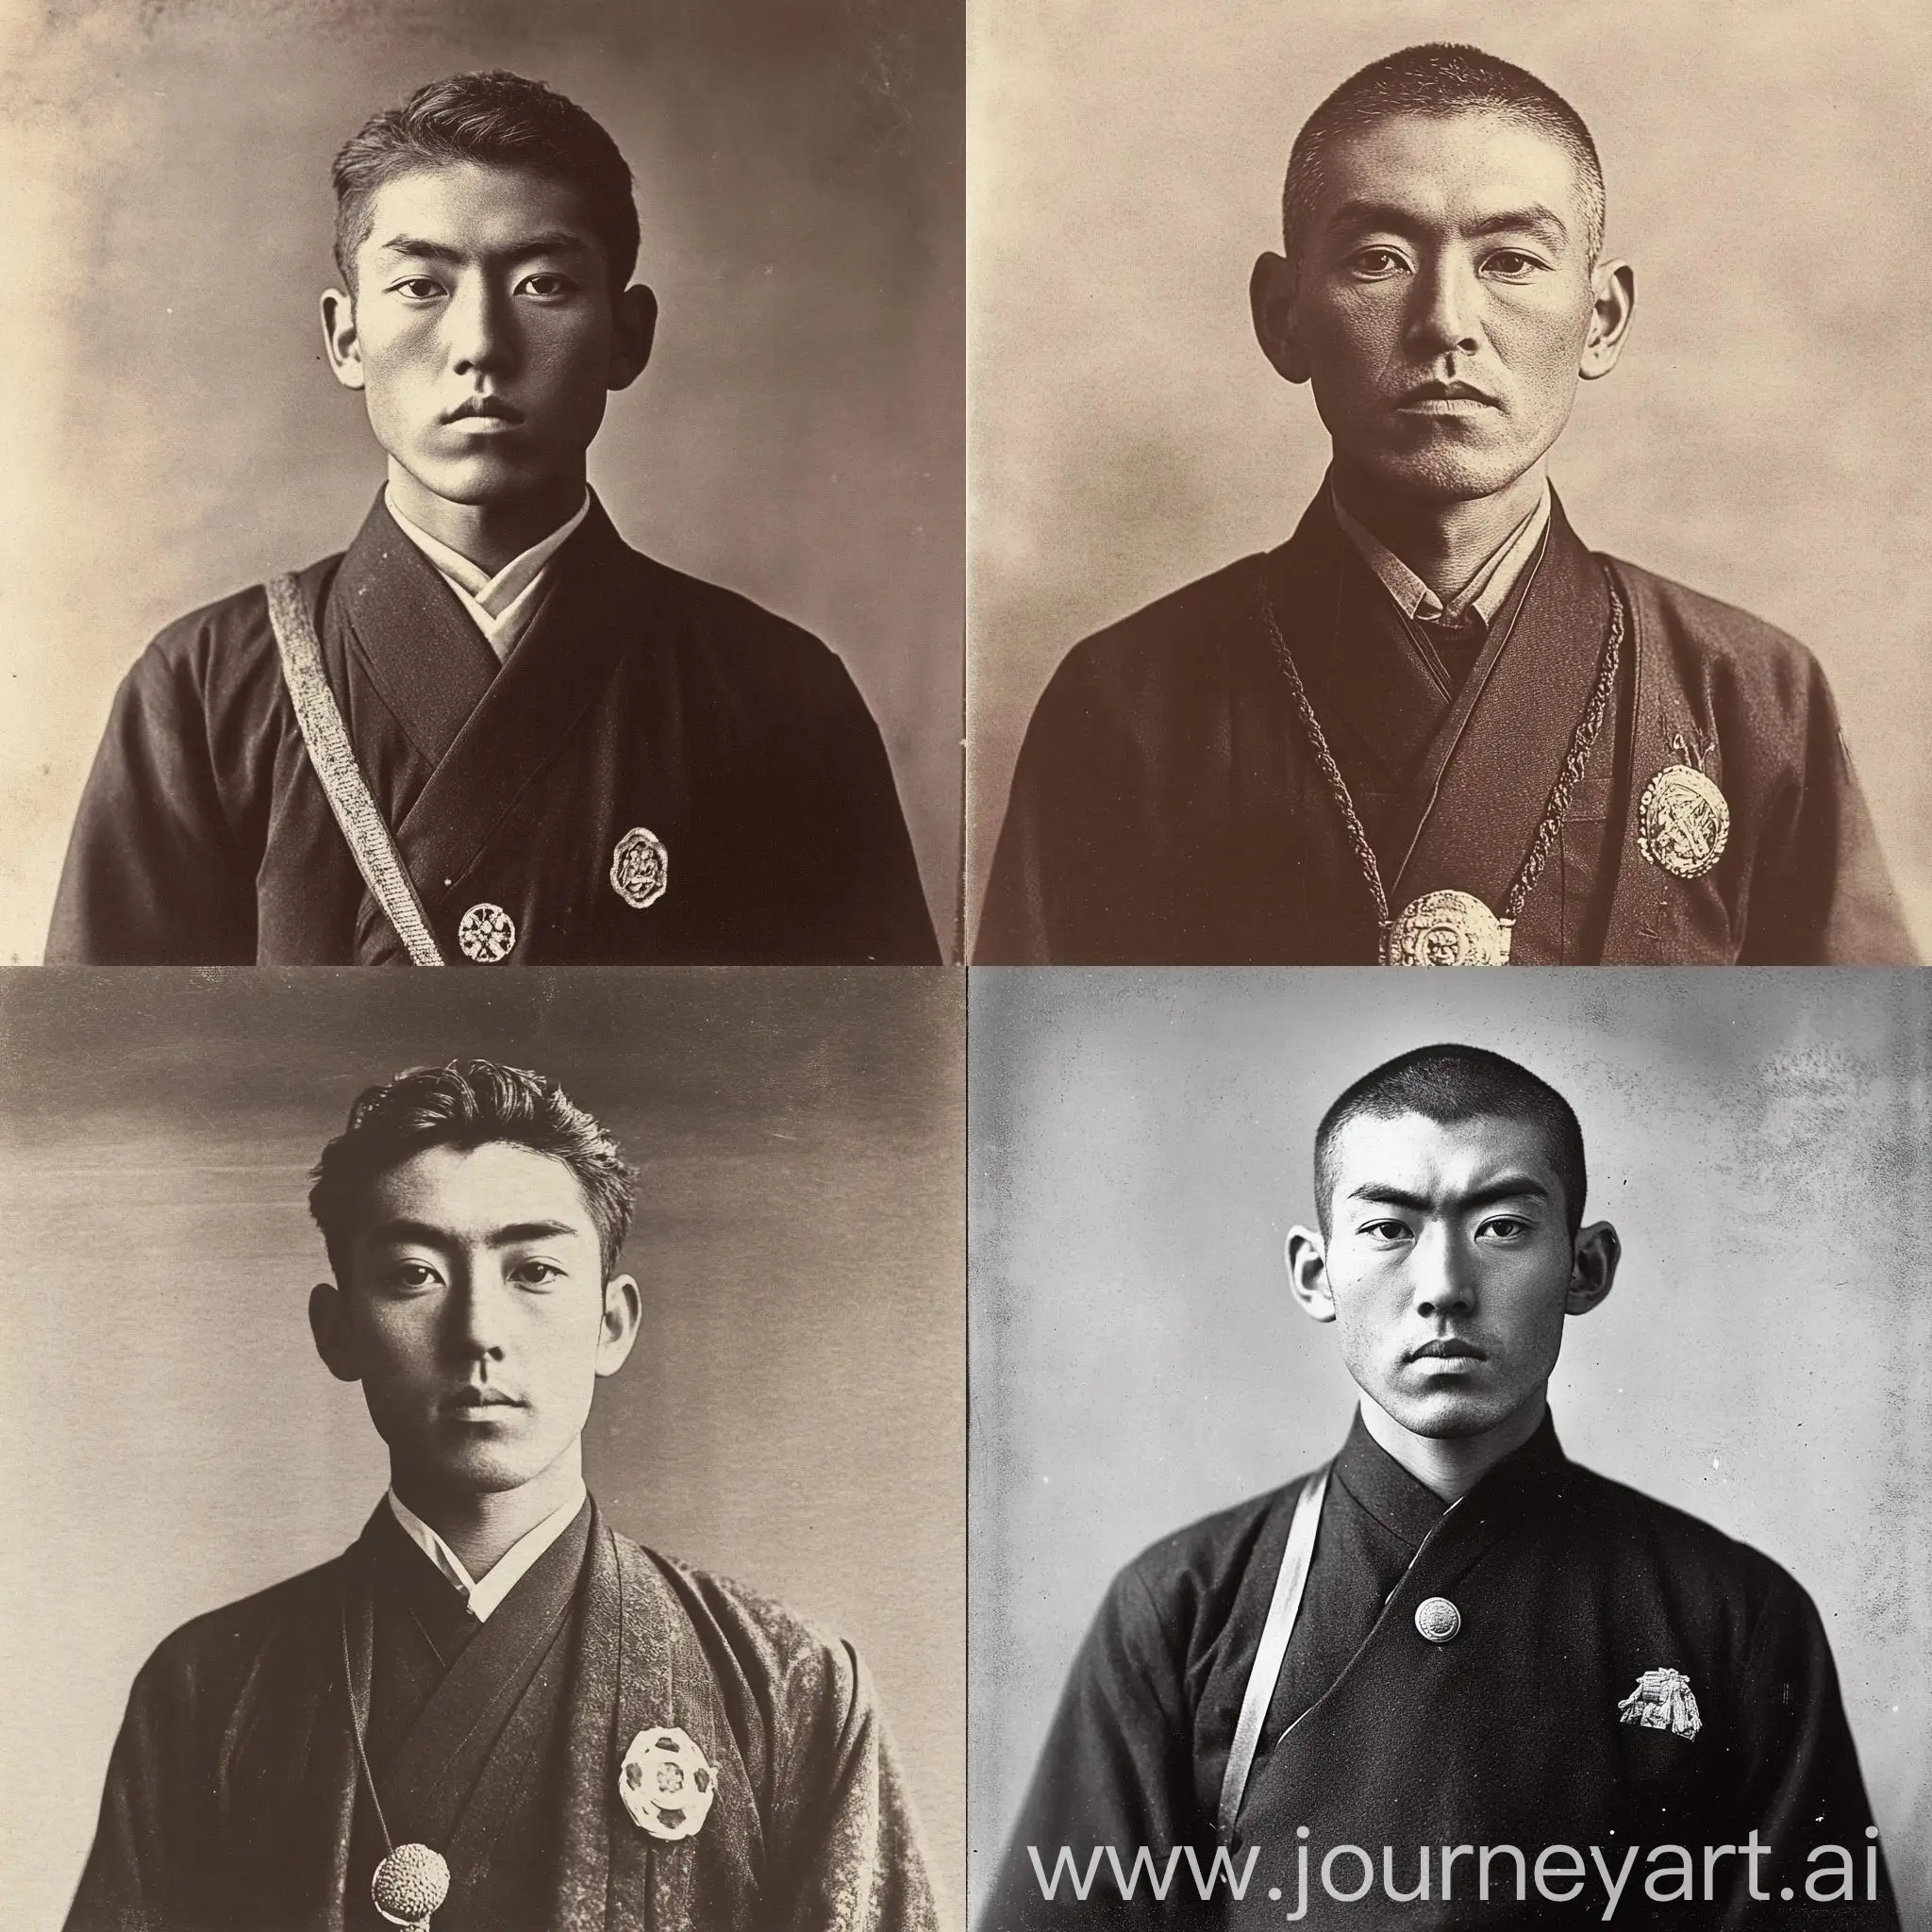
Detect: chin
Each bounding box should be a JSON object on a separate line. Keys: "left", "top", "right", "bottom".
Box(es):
{"left": 1354, "top": 441, "right": 1539, "bottom": 507}
{"left": 398, "top": 445, "right": 575, "bottom": 510}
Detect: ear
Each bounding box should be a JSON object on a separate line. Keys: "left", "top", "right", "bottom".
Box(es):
{"left": 321, "top": 288, "right": 365, "bottom": 392}
{"left": 1285, "top": 1224, "right": 1336, "bottom": 1322}
{"left": 1250, "top": 251, "right": 1310, "bottom": 385}
{"left": 594, "top": 1273, "right": 643, "bottom": 1377}
{"left": 607, "top": 284, "right": 658, "bottom": 392}
{"left": 309, "top": 1280, "right": 362, "bottom": 1382}
{"left": 1565, "top": 1222, "right": 1621, "bottom": 1316}
{"left": 1578, "top": 258, "right": 1635, "bottom": 381}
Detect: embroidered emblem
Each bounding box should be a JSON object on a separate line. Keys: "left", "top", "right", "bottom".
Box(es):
{"left": 1638, "top": 765, "right": 1730, "bottom": 880}
{"left": 1618, "top": 1668, "right": 1702, "bottom": 1740}
{"left": 457, "top": 902, "right": 516, "bottom": 963}
{"left": 372, "top": 1842, "right": 450, "bottom": 1927}
{"left": 1413, "top": 1595, "right": 1462, "bottom": 1643}
{"left": 620, "top": 1726, "right": 717, "bottom": 1840}
{"left": 1382, "top": 891, "right": 1513, "bottom": 967}
{"left": 610, "top": 826, "right": 670, "bottom": 910}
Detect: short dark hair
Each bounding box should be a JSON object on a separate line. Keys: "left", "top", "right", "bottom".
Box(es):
{"left": 308, "top": 1059, "right": 637, "bottom": 1282}
{"left": 1313, "top": 1043, "right": 1587, "bottom": 1238}
{"left": 1283, "top": 43, "right": 1605, "bottom": 272}
{"left": 331, "top": 70, "right": 640, "bottom": 289}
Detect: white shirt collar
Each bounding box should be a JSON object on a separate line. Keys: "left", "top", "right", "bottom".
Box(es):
{"left": 1331, "top": 477, "right": 1551, "bottom": 628}
{"left": 383, "top": 488, "right": 592, "bottom": 662}
{"left": 385, "top": 1479, "right": 588, "bottom": 1623}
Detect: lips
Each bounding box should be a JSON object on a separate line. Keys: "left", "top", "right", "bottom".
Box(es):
{"left": 441, "top": 395, "right": 524, "bottom": 425}
{"left": 1395, "top": 379, "right": 1499, "bottom": 408}
{"left": 1408, "top": 1338, "right": 1486, "bottom": 1361}
{"left": 444, "top": 1387, "right": 525, "bottom": 1411}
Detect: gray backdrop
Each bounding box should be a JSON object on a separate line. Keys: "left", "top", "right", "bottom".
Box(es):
{"left": 969, "top": 969, "right": 1932, "bottom": 1924}
{"left": 0, "top": 968, "right": 964, "bottom": 1930}
{"left": 967, "top": 0, "right": 1932, "bottom": 952}
{"left": 0, "top": 0, "right": 963, "bottom": 958}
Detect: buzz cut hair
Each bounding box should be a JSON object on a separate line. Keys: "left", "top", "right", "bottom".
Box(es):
{"left": 1312, "top": 1043, "right": 1587, "bottom": 1239}
{"left": 308, "top": 1058, "right": 638, "bottom": 1283}
{"left": 1282, "top": 43, "right": 1606, "bottom": 273}
{"left": 330, "top": 70, "right": 641, "bottom": 290}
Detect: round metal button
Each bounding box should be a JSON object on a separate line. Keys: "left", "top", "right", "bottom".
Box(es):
{"left": 457, "top": 902, "right": 517, "bottom": 964}
{"left": 1414, "top": 1596, "right": 1462, "bottom": 1644}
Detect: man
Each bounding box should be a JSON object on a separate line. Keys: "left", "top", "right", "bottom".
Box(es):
{"left": 67, "top": 1060, "right": 939, "bottom": 1931}
{"left": 48, "top": 72, "right": 939, "bottom": 966}
{"left": 984, "top": 1046, "right": 1896, "bottom": 1928}
{"left": 976, "top": 44, "right": 1912, "bottom": 965}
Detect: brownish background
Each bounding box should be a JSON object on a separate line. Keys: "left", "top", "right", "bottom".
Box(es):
{"left": 0, "top": 968, "right": 964, "bottom": 1928}
{"left": 0, "top": 0, "right": 963, "bottom": 958}
{"left": 970, "top": 969, "right": 1932, "bottom": 1924}
{"left": 967, "top": 0, "right": 1932, "bottom": 952}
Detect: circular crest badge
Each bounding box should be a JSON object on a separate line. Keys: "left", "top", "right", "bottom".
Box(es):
{"left": 610, "top": 826, "right": 670, "bottom": 910}
{"left": 372, "top": 1842, "right": 450, "bottom": 1927}
{"left": 620, "top": 1725, "right": 716, "bottom": 1841}
{"left": 1638, "top": 765, "right": 1729, "bottom": 880}
{"left": 457, "top": 902, "right": 517, "bottom": 964}
{"left": 1381, "top": 890, "right": 1514, "bottom": 968}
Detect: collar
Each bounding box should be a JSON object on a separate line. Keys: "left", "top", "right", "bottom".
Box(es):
{"left": 1331, "top": 1404, "right": 1569, "bottom": 1547}
{"left": 386, "top": 1479, "right": 590, "bottom": 1623}
{"left": 1331, "top": 476, "right": 1551, "bottom": 626}
{"left": 383, "top": 486, "right": 592, "bottom": 660}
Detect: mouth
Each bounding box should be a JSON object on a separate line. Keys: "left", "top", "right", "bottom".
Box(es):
{"left": 1394, "top": 380, "right": 1499, "bottom": 415}
{"left": 442, "top": 1388, "right": 525, "bottom": 1415}
{"left": 1407, "top": 1338, "right": 1487, "bottom": 1363}
{"left": 441, "top": 396, "right": 525, "bottom": 426}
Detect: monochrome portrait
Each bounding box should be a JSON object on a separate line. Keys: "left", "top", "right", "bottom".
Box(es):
{"left": 968, "top": 4, "right": 1932, "bottom": 966}
{"left": 1, "top": 0, "right": 962, "bottom": 965}
{"left": 969, "top": 969, "right": 1929, "bottom": 1925}
{"left": 0, "top": 966, "right": 964, "bottom": 1928}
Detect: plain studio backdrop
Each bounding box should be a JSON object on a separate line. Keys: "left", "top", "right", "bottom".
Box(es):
{"left": 969, "top": 970, "right": 1932, "bottom": 1925}
{"left": 967, "top": 0, "right": 1932, "bottom": 953}
{"left": 0, "top": 0, "right": 964, "bottom": 958}
{"left": 0, "top": 968, "right": 965, "bottom": 1930}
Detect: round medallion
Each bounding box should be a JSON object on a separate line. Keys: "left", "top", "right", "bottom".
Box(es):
{"left": 373, "top": 1842, "right": 450, "bottom": 1927}
{"left": 1381, "top": 891, "right": 1513, "bottom": 967}
{"left": 620, "top": 1724, "right": 717, "bottom": 1841}
{"left": 1638, "top": 764, "right": 1729, "bottom": 880}
{"left": 1414, "top": 1596, "right": 1462, "bottom": 1645}
{"left": 610, "top": 825, "right": 670, "bottom": 910}
{"left": 456, "top": 902, "right": 516, "bottom": 964}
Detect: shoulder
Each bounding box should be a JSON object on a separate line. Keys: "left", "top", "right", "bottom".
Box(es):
{"left": 1605, "top": 556, "right": 1832, "bottom": 704}
{"left": 124, "top": 554, "right": 343, "bottom": 708}
{"left": 621, "top": 548, "right": 855, "bottom": 691}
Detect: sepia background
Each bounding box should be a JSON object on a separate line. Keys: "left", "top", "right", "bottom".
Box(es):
{"left": 967, "top": 0, "right": 1932, "bottom": 953}
{"left": 0, "top": 968, "right": 965, "bottom": 1929}
{"left": 0, "top": 0, "right": 963, "bottom": 958}
{"left": 969, "top": 969, "right": 1932, "bottom": 1924}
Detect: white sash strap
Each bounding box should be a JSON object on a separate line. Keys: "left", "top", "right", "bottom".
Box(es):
{"left": 264, "top": 574, "right": 445, "bottom": 966}
{"left": 1216, "top": 1466, "right": 1328, "bottom": 1840}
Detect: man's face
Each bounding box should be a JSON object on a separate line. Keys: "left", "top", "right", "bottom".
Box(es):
{"left": 328, "top": 160, "right": 645, "bottom": 509}
{"left": 319, "top": 1141, "right": 635, "bottom": 1503}
{"left": 1311, "top": 1109, "right": 1579, "bottom": 1440}
{"left": 1273, "top": 109, "right": 1610, "bottom": 504}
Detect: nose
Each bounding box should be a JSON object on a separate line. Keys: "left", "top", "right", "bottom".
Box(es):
{"left": 1410, "top": 1224, "right": 1476, "bottom": 1320}
{"left": 445, "top": 275, "right": 516, "bottom": 379}
{"left": 446, "top": 1268, "right": 511, "bottom": 1365}
{"left": 1408, "top": 253, "right": 1482, "bottom": 360}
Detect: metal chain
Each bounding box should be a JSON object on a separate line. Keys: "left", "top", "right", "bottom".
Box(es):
{"left": 1258, "top": 558, "right": 1626, "bottom": 944}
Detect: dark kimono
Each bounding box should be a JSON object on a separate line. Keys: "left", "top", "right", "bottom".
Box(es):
{"left": 984, "top": 1416, "right": 1896, "bottom": 1930}
{"left": 68, "top": 1500, "right": 939, "bottom": 1932}
{"left": 976, "top": 490, "right": 1913, "bottom": 964}
{"left": 48, "top": 495, "right": 940, "bottom": 965}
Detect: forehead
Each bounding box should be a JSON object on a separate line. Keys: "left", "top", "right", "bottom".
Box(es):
{"left": 354, "top": 158, "right": 598, "bottom": 258}
{"left": 1309, "top": 108, "right": 1591, "bottom": 244}
{"left": 1324, "top": 1108, "right": 1560, "bottom": 1202}
{"left": 356, "top": 1141, "right": 598, "bottom": 1242}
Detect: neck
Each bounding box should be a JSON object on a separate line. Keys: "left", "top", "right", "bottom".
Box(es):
{"left": 1330, "top": 458, "right": 1546, "bottom": 604}
{"left": 1358, "top": 1388, "right": 1547, "bottom": 1503}
{"left": 391, "top": 1439, "right": 585, "bottom": 1578}
{"left": 386, "top": 458, "right": 587, "bottom": 575}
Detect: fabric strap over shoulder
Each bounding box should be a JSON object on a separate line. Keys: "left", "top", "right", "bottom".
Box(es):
{"left": 264, "top": 574, "right": 445, "bottom": 965}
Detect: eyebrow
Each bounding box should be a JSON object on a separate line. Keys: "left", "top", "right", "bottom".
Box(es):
{"left": 1347, "top": 1175, "right": 1553, "bottom": 1214}
{"left": 375, "top": 230, "right": 592, "bottom": 265}
{"left": 1325, "top": 200, "right": 1571, "bottom": 247}
{"left": 365, "top": 1217, "right": 582, "bottom": 1249}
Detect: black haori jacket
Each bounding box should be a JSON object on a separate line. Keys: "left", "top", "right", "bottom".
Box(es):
{"left": 66, "top": 1502, "right": 939, "bottom": 1932}
{"left": 975, "top": 490, "right": 1913, "bottom": 964}
{"left": 48, "top": 494, "right": 940, "bottom": 965}
{"left": 983, "top": 1418, "right": 1897, "bottom": 1931}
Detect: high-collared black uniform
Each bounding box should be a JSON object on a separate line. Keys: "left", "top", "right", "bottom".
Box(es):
{"left": 48, "top": 495, "right": 941, "bottom": 964}
{"left": 976, "top": 489, "right": 1913, "bottom": 964}
{"left": 67, "top": 1499, "right": 938, "bottom": 1932}
{"left": 984, "top": 1416, "right": 1896, "bottom": 1930}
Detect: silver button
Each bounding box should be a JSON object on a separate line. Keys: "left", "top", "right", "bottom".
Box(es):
{"left": 1414, "top": 1596, "right": 1462, "bottom": 1643}
{"left": 457, "top": 902, "right": 517, "bottom": 963}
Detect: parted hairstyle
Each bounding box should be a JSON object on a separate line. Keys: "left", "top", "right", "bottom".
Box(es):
{"left": 331, "top": 70, "right": 641, "bottom": 290}
{"left": 1313, "top": 1043, "right": 1587, "bottom": 1238}
{"left": 1283, "top": 43, "right": 1606, "bottom": 272}
{"left": 308, "top": 1059, "right": 638, "bottom": 1282}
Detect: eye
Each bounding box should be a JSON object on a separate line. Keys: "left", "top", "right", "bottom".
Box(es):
{"left": 1348, "top": 246, "right": 1410, "bottom": 279}
{"left": 388, "top": 276, "right": 445, "bottom": 303}
{"left": 516, "top": 272, "right": 577, "bottom": 300}
{"left": 1477, "top": 1215, "right": 1533, "bottom": 1241}
{"left": 510, "top": 1258, "right": 567, "bottom": 1289}
{"left": 1481, "top": 249, "right": 1546, "bottom": 280}
{"left": 1359, "top": 1219, "right": 1414, "bottom": 1244}
{"left": 384, "top": 1259, "right": 443, "bottom": 1293}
